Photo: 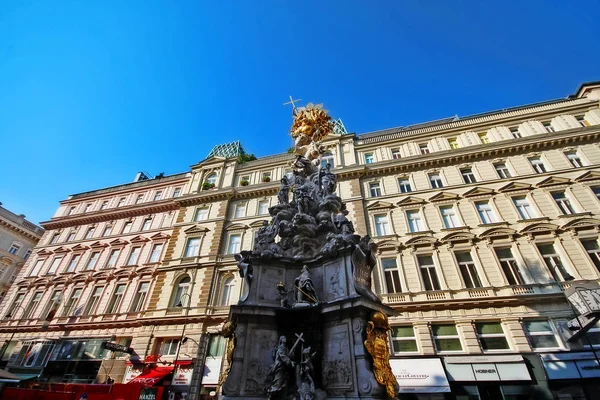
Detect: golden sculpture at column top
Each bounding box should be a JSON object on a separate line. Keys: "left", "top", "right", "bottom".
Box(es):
{"left": 364, "top": 311, "right": 399, "bottom": 400}
{"left": 289, "top": 102, "right": 334, "bottom": 161}
{"left": 217, "top": 320, "right": 237, "bottom": 391}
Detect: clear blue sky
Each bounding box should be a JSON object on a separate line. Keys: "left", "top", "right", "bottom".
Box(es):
{"left": 1, "top": 1, "right": 599, "bottom": 225}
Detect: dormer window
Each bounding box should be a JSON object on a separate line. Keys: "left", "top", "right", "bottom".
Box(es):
{"left": 365, "top": 153, "right": 374, "bottom": 164}
{"left": 419, "top": 144, "right": 430, "bottom": 155}
{"left": 448, "top": 138, "right": 459, "bottom": 149}
{"left": 478, "top": 133, "right": 490, "bottom": 144}
{"left": 117, "top": 197, "right": 127, "bottom": 207}
{"left": 262, "top": 172, "right": 272, "bottom": 183}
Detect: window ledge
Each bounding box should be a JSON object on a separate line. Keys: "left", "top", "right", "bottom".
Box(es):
{"left": 477, "top": 222, "right": 509, "bottom": 228}
{"left": 405, "top": 230, "right": 434, "bottom": 236}
{"left": 516, "top": 217, "right": 551, "bottom": 223}
{"left": 373, "top": 234, "right": 398, "bottom": 239}
{"left": 558, "top": 212, "right": 592, "bottom": 219}
{"left": 440, "top": 226, "right": 470, "bottom": 232}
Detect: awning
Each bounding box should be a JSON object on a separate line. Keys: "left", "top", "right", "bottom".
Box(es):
{"left": 444, "top": 355, "right": 531, "bottom": 382}
{"left": 541, "top": 352, "right": 600, "bottom": 379}
{"left": 127, "top": 366, "right": 174, "bottom": 386}
{"left": 390, "top": 358, "right": 450, "bottom": 393}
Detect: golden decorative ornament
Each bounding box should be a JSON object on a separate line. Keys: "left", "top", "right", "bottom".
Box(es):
{"left": 364, "top": 312, "right": 398, "bottom": 399}
{"left": 217, "top": 320, "right": 237, "bottom": 391}
{"left": 290, "top": 103, "right": 334, "bottom": 159}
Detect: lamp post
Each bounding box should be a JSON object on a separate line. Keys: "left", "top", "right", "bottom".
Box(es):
{"left": 0, "top": 305, "right": 26, "bottom": 364}
{"left": 172, "top": 293, "right": 191, "bottom": 390}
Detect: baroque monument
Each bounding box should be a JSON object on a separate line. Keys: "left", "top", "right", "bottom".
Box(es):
{"left": 220, "top": 100, "right": 398, "bottom": 399}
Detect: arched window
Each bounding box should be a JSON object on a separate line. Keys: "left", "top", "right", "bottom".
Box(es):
{"left": 171, "top": 276, "right": 191, "bottom": 307}
{"left": 321, "top": 152, "right": 335, "bottom": 169}
{"left": 220, "top": 277, "right": 235, "bottom": 306}
{"left": 206, "top": 174, "right": 217, "bottom": 185}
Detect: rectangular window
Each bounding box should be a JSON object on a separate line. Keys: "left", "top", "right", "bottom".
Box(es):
{"left": 105, "top": 249, "right": 121, "bottom": 269}
{"left": 22, "top": 292, "right": 43, "bottom": 319}
{"left": 227, "top": 234, "right": 242, "bottom": 254}
{"left": 432, "top": 324, "right": 462, "bottom": 352}
{"left": 552, "top": 191, "right": 575, "bottom": 215}
{"left": 149, "top": 243, "right": 164, "bottom": 263}
{"left": 24, "top": 249, "right": 32, "bottom": 260}
{"left": 262, "top": 172, "right": 272, "bottom": 182}
{"left": 30, "top": 259, "right": 45, "bottom": 276}
{"left": 126, "top": 247, "right": 142, "bottom": 265}
{"left": 407, "top": 210, "right": 425, "bottom": 232}
{"left": 391, "top": 326, "right": 418, "bottom": 353}
{"left": 173, "top": 188, "right": 182, "bottom": 198}
{"left": 142, "top": 218, "right": 152, "bottom": 231}
{"left": 365, "top": 153, "right": 374, "bottom": 164}
{"left": 8, "top": 243, "right": 21, "bottom": 255}
{"left": 440, "top": 206, "right": 459, "bottom": 229}
{"left": 476, "top": 322, "right": 510, "bottom": 351}
{"left": 84, "top": 203, "right": 92, "bottom": 213}
{"left": 593, "top": 187, "right": 600, "bottom": 201}
{"left": 185, "top": 238, "right": 201, "bottom": 258}
{"left": 152, "top": 191, "right": 162, "bottom": 201}
{"left": 102, "top": 225, "right": 112, "bottom": 237}
{"left": 529, "top": 157, "right": 546, "bottom": 173}
{"left": 478, "top": 133, "right": 490, "bottom": 144}
{"left": 544, "top": 122, "right": 555, "bottom": 133}
{"left": 130, "top": 282, "right": 150, "bottom": 312}
{"left": 429, "top": 174, "right": 443, "bottom": 188}
{"left": 460, "top": 168, "right": 477, "bottom": 184}
{"left": 100, "top": 201, "right": 109, "bottom": 210}
{"left": 65, "top": 254, "right": 81, "bottom": 273}
{"left": 476, "top": 202, "right": 497, "bottom": 224}
{"left": 581, "top": 239, "right": 600, "bottom": 272}
{"left": 565, "top": 152, "right": 583, "bottom": 168}
{"left": 382, "top": 258, "right": 402, "bottom": 293}
{"left": 43, "top": 290, "right": 62, "bottom": 320}
{"left": 195, "top": 207, "right": 209, "bottom": 221}
{"left": 63, "top": 288, "right": 83, "bottom": 316}
{"left": 577, "top": 116, "right": 589, "bottom": 127}
{"left": 159, "top": 339, "right": 180, "bottom": 356}
{"left": 494, "top": 248, "right": 524, "bottom": 285}
{"left": 374, "top": 215, "right": 390, "bottom": 236}
{"left": 67, "top": 231, "right": 77, "bottom": 241}
{"left": 122, "top": 221, "right": 133, "bottom": 234}
{"left": 494, "top": 163, "right": 511, "bottom": 179}
{"left": 50, "top": 232, "right": 60, "bottom": 244}
{"left": 84, "top": 226, "right": 95, "bottom": 239}
{"left": 419, "top": 144, "right": 430, "bottom": 154}
{"left": 117, "top": 197, "right": 127, "bottom": 207}
{"left": 448, "top": 138, "right": 459, "bottom": 149}
{"left": 537, "top": 244, "right": 572, "bottom": 281}
{"left": 511, "top": 128, "right": 521, "bottom": 138}
{"left": 524, "top": 320, "right": 561, "bottom": 350}
{"left": 321, "top": 153, "right": 335, "bottom": 168}
{"left": 5, "top": 293, "right": 25, "bottom": 318}
{"left": 418, "top": 255, "right": 441, "bottom": 291}
{"left": 135, "top": 194, "right": 144, "bottom": 204}
{"left": 105, "top": 284, "right": 126, "bottom": 314}
{"left": 391, "top": 149, "right": 402, "bottom": 159}
{"left": 47, "top": 256, "right": 63, "bottom": 275}
{"left": 67, "top": 206, "right": 76, "bottom": 215}
{"left": 239, "top": 175, "right": 250, "bottom": 186}
{"left": 369, "top": 182, "right": 381, "bottom": 197}
{"left": 398, "top": 178, "right": 412, "bottom": 193}
{"left": 234, "top": 203, "right": 246, "bottom": 218}
{"left": 258, "top": 200, "right": 269, "bottom": 215}
{"left": 455, "top": 252, "right": 482, "bottom": 288}
{"left": 513, "top": 196, "right": 535, "bottom": 219}
{"left": 84, "top": 286, "right": 104, "bottom": 316}
{"left": 85, "top": 252, "right": 100, "bottom": 270}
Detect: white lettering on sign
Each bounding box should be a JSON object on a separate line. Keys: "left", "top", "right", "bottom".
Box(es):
{"left": 475, "top": 369, "right": 496, "bottom": 374}
{"left": 568, "top": 292, "right": 590, "bottom": 315}
{"left": 580, "top": 289, "right": 600, "bottom": 312}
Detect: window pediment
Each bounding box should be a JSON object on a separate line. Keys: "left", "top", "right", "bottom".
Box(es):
{"left": 37, "top": 249, "right": 54, "bottom": 256}
{"left": 72, "top": 272, "right": 90, "bottom": 283}
{"left": 428, "top": 192, "right": 461, "bottom": 203}
{"left": 150, "top": 232, "right": 171, "bottom": 241}
{"left": 440, "top": 231, "right": 477, "bottom": 245}
{"left": 184, "top": 225, "right": 209, "bottom": 235}
{"left": 536, "top": 176, "right": 572, "bottom": 188}
{"left": 366, "top": 201, "right": 394, "bottom": 211}
{"left": 374, "top": 238, "right": 403, "bottom": 251}
{"left": 396, "top": 196, "right": 426, "bottom": 208}
{"left": 405, "top": 235, "right": 438, "bottom": 249}
{"left": 129, "top": 235, "right": 150, "bottom": 243}
{"left": 561, "top": 217, "right": 600, "bottom": 233}
{"left": 498, "top": 182, "right": 533, "bottom": 193}
{"left": 70, "top": 244, "right": 90, "bottom": 252}
{"left": 52, "top": 246, "right": 72, "bottom": 254}
{"left": 479, "top": 227, "right": 517, "bottom": 242}
{"left": 109, "top": 238, "right": 129, "bottom": 247}
{"left": 136, "top": 266, "right": 156, "bottom": 277}
{"left": 89, "top": 241, "right": 109, "bottom": 249}
{"left": 0, "top": 256, "right": 14, "bottom": 266}
{"left": 574, "top": 171, "right": 600, "bottom": 183}
{"left": 463, "top": 187, "right": 496, "bottom": 198}
{"left": 519, "top": 222, "right": 559, "bottom": 237}
{"left": 249, "top": 220, "right": 269, "bottom": 228}
{"left": 225, "top": 223, "right": 249, "bottom": 232}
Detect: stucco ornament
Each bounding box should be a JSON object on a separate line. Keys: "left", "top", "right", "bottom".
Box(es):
{"left": 364, "top": 311, "right": 399, "bottom": 400}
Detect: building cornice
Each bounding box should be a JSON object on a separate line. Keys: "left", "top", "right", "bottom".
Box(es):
{"left": 0, "top": 219, "right": 43, "bottom": 242}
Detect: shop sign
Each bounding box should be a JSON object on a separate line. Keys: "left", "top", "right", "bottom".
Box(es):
{"left": 444, "top": 359, "right": 530, "bottom": 382}
{"left": 124, "top": 365, "right": 144, "bottom": 383}
{"left": 139, "top": 387, "right": 158, "bottom": 400}
{"left": 389, "top": 358, "right": 450, "bottom": 393}
{"left": 541, "top": 352, "right": 600, "bottom": 379}
{"left": 202, "top": 356, "right": 222, "bottom": 385}
{"left": 101, "top": 341, "right": 133, "bottom": 354}
{"left": 173, "top": 365, "right": 193, "bottom": 386}
{"left": 565, "top": 282, "right": 600, "bottom": 316}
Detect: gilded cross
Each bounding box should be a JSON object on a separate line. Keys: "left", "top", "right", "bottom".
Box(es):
{"left": 283, "top": 95, "right": 302, "bottom": 110}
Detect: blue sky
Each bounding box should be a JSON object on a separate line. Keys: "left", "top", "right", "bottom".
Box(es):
{"left": 1, "top": 0, "right": 599, "bottom": 225}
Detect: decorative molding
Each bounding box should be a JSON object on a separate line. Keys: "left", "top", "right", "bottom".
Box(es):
{"left": 463, "top": 187, "right": 496, "bottom": 198}
{"left": 498, "top": 182, "right": 533, "bottom": 193}
{"left": 536, "top": 176, "right": 572, "bottom": 188}
{"left": 365, "top": 201, "right": 395, "bottom": 211}
{"left": 428, "top": 192, "right": 461, "bottom": 203}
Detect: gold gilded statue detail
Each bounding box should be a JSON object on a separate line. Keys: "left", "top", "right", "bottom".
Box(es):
{"left": 290, "top": 103, "right": 334, "bottom": 162}
{"left": 217, "top": 320, "right": 237, "bottom": 391}
{"left": 364, "top": 311, "right": 399, "bottom": 399}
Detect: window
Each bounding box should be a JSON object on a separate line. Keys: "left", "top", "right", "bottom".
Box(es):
{"left": 84, "top": 226, "right": 95, "bottom": 239}
{"left": 22, "top": 292, "right": 43, "bottom": 319}
{"left": 429, "top": 173, "right": 443, "bottom": 189}
{"left": 122, "top": 221, "right": 133, "bottom": 234}
{"left": 171, "top": 276, "right": 191, "bottom": 307}
{"left": 448, "top": 138, "right": 459, "bottom": 149}
{"left": 475, "top": 201, "right": 498, "bottom": 224}
{"left": 524, "top": 320, "right": 561, "bottom": 350}
{"left": 24, "top": 249, "right": 32, "bottom": 260}
{"left": 455, "top": 252, "right": 482, "bottom": 288}
{"left": 391, "top": 326, "right": 418, "bottom": 353}
{"left": 8, "top": 243, "right": 21, "bottom": 255}
{"left": 552, "top": 191, "right": 575, "bottom": 215}
{"left": 365, "top": 153, "right": 374, "bottom": 164}
{"left": 130, "top": 282, "right": 150, "bottom": 312}
{"left": 513, "top": 196, "right": 535, "bottom": 219}
{"left": 374, "top": 215, "right": 390, "bottom": 236}
{"left": 494, "top": 163, "right": 511, "bottom": 179}
{"left": 529, "top": 157, "right": 546, "bottom": 173}
{"left": 258, "top": 200, "right": 270, "bottom": 216}
{"left": 5, "top": 293, "right": 25, "bottom": 318}
{"left": 581, "top": 321, "right": 600, "bottom": 348}
{"left": 65, "top": 254, "right": 81, "bottom": 273}
{"left": 440, "top": 206, "right": 459, "bottom": 229}
{"left": 234, "top": 203, "right": 246, "bottom": 218}
{"left": 173, "top": 188, "right": 182, "bottom": 198}
{"left": 159, "top": 339, "right": 180, "bottom": 356}
{"left": 84, "top": 203, "right": 92, "bottom": 213}
{"left": 418, "top": 255, "right": 441, "bottom": 291}
{"left": 43, "top": 290, "right": 62, "bottom": 320}
{"left": 382, "top": 258, "right": 402, "bottom": 293}
{"left": 29, "top": 259, "right": 45, "bottom": 276}
{"left": 543, "top": 122, "right": 555, "bottom": 132}
{"left": 593, "top": 187, "right": 600, "bottom": 201}
{"left": 227, "top": 234, "right": 241, "bottom": 254}
{"left": 84, "top": 286, "right": 104, "bottom": 316}
{"left": 261, "top": 172, "right": 272, "bottom": 182}
{"left": 432, "top": 324, "right": 462, "bottom": 352}
{"left": 460, "top": 168, "right": 477, "bottom": 184}
{"left": 67, "top": 231, "right": 77, "bottom": 241}
{"left": 206, "top": 173, "right": 217, "bottom": 185}
{"left": 67, "top": 206, "right": 76, "bottom": 215}
{"left": 195, "top": 207, "right": 209, "bottom": 222}
{"left": 117, "top": 197, "right": 127, "bottom": 207}
{"left": 478, "top": 133, "right": 490, "bottom": 144}
{"left": 46, "top": 256, "right": 63, "bottom": 275}
{"left": 419, "top": 144, "right": 430, "bottom": 154}
{"left": 17, "top": 341, "right": 55, "bottom": 367}
{"left": 105, "top": 284, "right": 126, "bottom": 314}
{"left": 126, "top": 247, "right": 142, "bottom": 265}
{"left": 184, "top": 238, "right": 201, "bottom": 257}
{"left": 102, "top": 225, "right": 112, "bottom": 237}
{"left": 149, "top": 243, "right": 164, "bottom": 263}
{"left": 142, "top": 218, "right": 153, "bottom": 231}
{"left": 220, "top": 276, "right": 235, "bottom": 306}
{"left": 100, "top": 201, "right": 109, "bottom": 210}
{"left": 581, "top": 239, "right": 600, "bottom": 272}
{"left": 576, "top": 116, "right": 589, "bottom": 127}
{"left": 153, "top": 191, "right": 163, "bottom": 201}
{"left": 537, "top": 244, "right": 573, "bottom": 281}
{"left": 407, "top": 210, "right": 425, "bottom": 232}
{"left": 62, "top": 288, "right": 83, "bottom": 316}
{"left": 391, "top": 149, "right": 402, "bottom": 159}
{"left": 565, "top": 152, "right": 583, "bottom": 168}
{"left": 495, "top": 248, "right": 524, "bottom": 285}
{"left": 105, "top": 249, "right": 121, "bottom": 269}
{"left": 50, "top": 232, "right": 60, "bottom": 244}
{"left": 135, "top": 194, "right": 144, "bottom": 204}
{"left": 85, "top": 252, "right": 100, "bottom": 270}
{"left": 239, "top": 175, "right": 250, "bottom": 186}
{"left": 398, "top": 178, "right": 412, "bottom": 193}
{"left": 321, "top": 152, "right": 335, "bottom": 168}
{"left": 476, "top": 322, "right": 510, "bottom": 351}
{"left": 510, "top": 128, "right": 521, "bottom": 138}
{"left": 369, "top": 182, "right": 381, "bottom": 197}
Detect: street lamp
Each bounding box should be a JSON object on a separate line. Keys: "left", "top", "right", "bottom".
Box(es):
{"left": 170, "top": 293, "right": 191, "bottom": 397}
{"left": 0, "top": 305, "right": 27, "bottom": 363}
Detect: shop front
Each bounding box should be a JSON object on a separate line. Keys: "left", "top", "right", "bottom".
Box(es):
{"left": 390, "top": 358, "right": 450, "bottom": 398}
{"left": 540, "top": 351, "right": 600, "bottom": 399}
{"left": 443, "top": 355, "right": 533, "bottom": 400}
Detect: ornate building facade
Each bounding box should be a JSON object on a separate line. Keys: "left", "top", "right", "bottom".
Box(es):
{"left": 2, "top": 81, "right": 600, "bottom": 400}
